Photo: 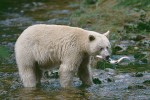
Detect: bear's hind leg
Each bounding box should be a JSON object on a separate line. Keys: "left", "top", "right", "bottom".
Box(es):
{"left": 35, "top": 62, "right": 42, "bottom": 86}
{"left": 18, "top": 62, "right": 40, "bottom": 87}
{"left": 78, "top": 56, "right": 93, "bottom": 86}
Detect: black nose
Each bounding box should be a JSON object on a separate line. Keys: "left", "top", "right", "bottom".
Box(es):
{"left": 106, "top": 56, "right": 110, "bottom": 60}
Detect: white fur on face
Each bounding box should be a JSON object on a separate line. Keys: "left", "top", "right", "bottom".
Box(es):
{"left": 88, "top": 32, "right": 111, "bottom": 58}
{"left": 98, "top": 34, "right": 111, "bottom": 59}
{"left": 100, "top": 48, "right": 110, "bottom": 59}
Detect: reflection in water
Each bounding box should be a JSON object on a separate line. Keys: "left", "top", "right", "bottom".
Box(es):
{"left": 10, "top": 87, "right": 91, "bottom": 100}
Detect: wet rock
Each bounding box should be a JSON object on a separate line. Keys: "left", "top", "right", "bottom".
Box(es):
{"left": 138, "top": 39, "right": 150, "bottom": 49}
{"left": 7, "top": 42, "right": 15, "bottom": 49}
{"left": 113, "top": 41, "right": 135, "bottom": 53}
{"left": 47, "top": 17, "right": 69, "bottom": 25}
{"left": 114, "top": 74, "right": 131, "bottom": 82}
{"left": 143, "top": 80, "right": 150, "bottom": 86}
{"left": 107, "top": 78, "right": 112, "bottom": 82}
{"left": 105, "top": 68, "right": 116, "bottom": 76}
{"left": 132, "top": 72, "right": 144, "bottom": 77}
{"left": 0, "top": 90, "right": 8, "bottom": 95}
{"left": 141, "top": 58, "right": 148, "bottom": 63}
{"left": 0, "top": 16, "right": 33, "bottom": 27}
{"left": 44, "top": 70, "right": 59, "bottom": 79}
{"left": 50, "top": 10, "right": 70, "bottom": 15}
{"left": 128, "top": 85, "right": 146, "bottom": 89}
{"left": 2, "top": 34, "right": 7, "bottom": 38}
{"left": 23, "top": 4, "right": 30, "bottom": 8}
{"left": 114, "top": 45, "right": 123, "bottom": 51}
{"left": 68, "top": 4, "right": 79, "bottom": 8}
{"left": 93, "top": 78, "right": 102, "bottom": 84}
{"left": 134, "top": 52, "right": 146, "bottom": 59}
{"left": 134, "top": 46, "right": 139, "bottom": 50}
{"left": 32, "top": 2, "right": 44, "bottom": 7}
{"left": 134, "top": 52, "right": 149, "bottom": 64}
{"left": 84, "top": 0, "right": 98, "bottom": 4}
{"left": 131, "top": 35, "right": 146, "bottom": 41}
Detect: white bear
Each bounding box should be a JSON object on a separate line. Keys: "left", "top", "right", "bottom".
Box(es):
{"left": 15, "top": 24, "right": 110, "bottom": 88}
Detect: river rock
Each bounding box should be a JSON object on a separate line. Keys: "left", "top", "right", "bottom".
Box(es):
{"left": 44, "top": 70, "right": 59, "bottom": 79}
{"left": 93, "top": 78, "right": 102, "bottom": 84}
{"left": 105, "top": 68, "right": 116, "bottom": 76}
{"left": 143, "top": 80, "right": 150, "bottom": 86}
{"left": 128, "top": 85, "right": 146, "bottom": 89}
{"left": 138, "top": 38, "right": 150, "bottom": 49}
{"left": 114, "top": 44, "right": 127, "bottom": 52}
{"left": 132, "top": 72, "right": 144, "bottom": 77}
{"left": 50, "top": 10, "right": 70, "bottom": 15}
{"left": 47, "top": 17, "right": 69, "bottom": 25}
{"left": 131, "top": 35, "right": 146, "bottom": 41}
{"left": 113, "top": 40, "right": 135, "bottom": 53}
{"left": 134, "top": 52, "right": 149, "bottom": 64}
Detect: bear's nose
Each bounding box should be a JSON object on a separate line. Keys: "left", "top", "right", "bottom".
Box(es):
{"left": 106, "top": 56, "right": 110, "bottom": 60}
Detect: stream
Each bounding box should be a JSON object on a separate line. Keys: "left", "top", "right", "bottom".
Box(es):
{"left": 0, "top": 0, "right": 150, "bottom": 100}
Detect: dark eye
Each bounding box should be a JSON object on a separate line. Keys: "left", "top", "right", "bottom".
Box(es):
{"left": 100, "top": 48, "right": 103, "bottom": 51}
{"left": 106, "top": 47, "right": 109, "bottom": 49}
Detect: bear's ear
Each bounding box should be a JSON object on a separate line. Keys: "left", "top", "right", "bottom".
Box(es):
{"left": 103, "top": 30, "right": 110, "bottom": 37}
{"left": 89, "top": 35, "right": 95, "bottom": 41}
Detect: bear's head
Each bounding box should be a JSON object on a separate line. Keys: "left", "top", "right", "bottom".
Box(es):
{"left": 87, "top": 31, "right": 111, "bottom": 60}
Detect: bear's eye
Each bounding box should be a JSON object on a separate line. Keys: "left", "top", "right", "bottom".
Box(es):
{"left": 100, "top": 48, "right": 103, "bottom": 51}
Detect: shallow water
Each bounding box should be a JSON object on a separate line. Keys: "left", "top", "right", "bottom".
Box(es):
{"left": 0, "top": 0, "right": 150, "bottom": 100}
{"left": 1, "top": 67, "right": 150, "bottom": 99}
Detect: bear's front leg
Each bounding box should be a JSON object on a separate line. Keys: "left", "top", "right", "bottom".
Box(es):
{"left": 78, "top": 56, "right": 93, "bottom": 86}
{"left": 59, "top": 64, "right": 76, "bottom": 88}
{"left": 59, "top": 54, "right": 82, "bottom": 88}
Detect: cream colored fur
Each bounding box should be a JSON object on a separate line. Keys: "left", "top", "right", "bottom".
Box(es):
{"left": 15, "top": 24, "right": 110, "bottom": 88}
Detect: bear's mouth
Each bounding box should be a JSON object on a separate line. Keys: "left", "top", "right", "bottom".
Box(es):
{"left": 96, "top": 55, "right": 103, "bottom": 59}
{"left": 96, "top": 55, "right": 110, "bottom": 62}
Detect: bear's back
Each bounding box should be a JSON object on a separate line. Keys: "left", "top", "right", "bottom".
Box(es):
{"left": 15, "top": 24, "right": 90, "bottom": 62}
{"left": 18, "top": 24, "right": 88, "bottom": 43}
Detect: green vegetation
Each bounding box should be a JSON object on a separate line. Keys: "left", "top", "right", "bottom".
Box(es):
{"left": 0, "top": 46, "right": 10, "bottom": 64}
{"left": 0, "top": 46, "right": 10, "bottom": 58}
{"left": 0, "top": 66, "right": 17, "bottom": 72}
{"left": 71, "top": 0, "right": 150, "bottom": 72}
{"left": 117, "top": 64, "right": 150, "bottom": 73}
{"left": 118, "top": 0, "right": 150, "bottom": 10}
{"left": 71, "top": 0, "right": 150, "bottom": 36}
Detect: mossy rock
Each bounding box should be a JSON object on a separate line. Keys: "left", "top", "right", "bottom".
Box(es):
{"left": 143, "top": 80, "right": 150, "bottom": 86}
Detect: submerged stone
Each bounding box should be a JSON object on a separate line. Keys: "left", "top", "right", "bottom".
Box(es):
{"left": 93, "top": 78, "right": 102, "bottom": 84}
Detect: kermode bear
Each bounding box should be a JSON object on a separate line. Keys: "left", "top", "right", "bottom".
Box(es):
{"left": 15, "top": 24, "right": 110, "bottom": 88}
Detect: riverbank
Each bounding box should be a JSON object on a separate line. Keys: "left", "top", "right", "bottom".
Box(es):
{"left": 70, "top": 0, "right": 150, "bottom": 72}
